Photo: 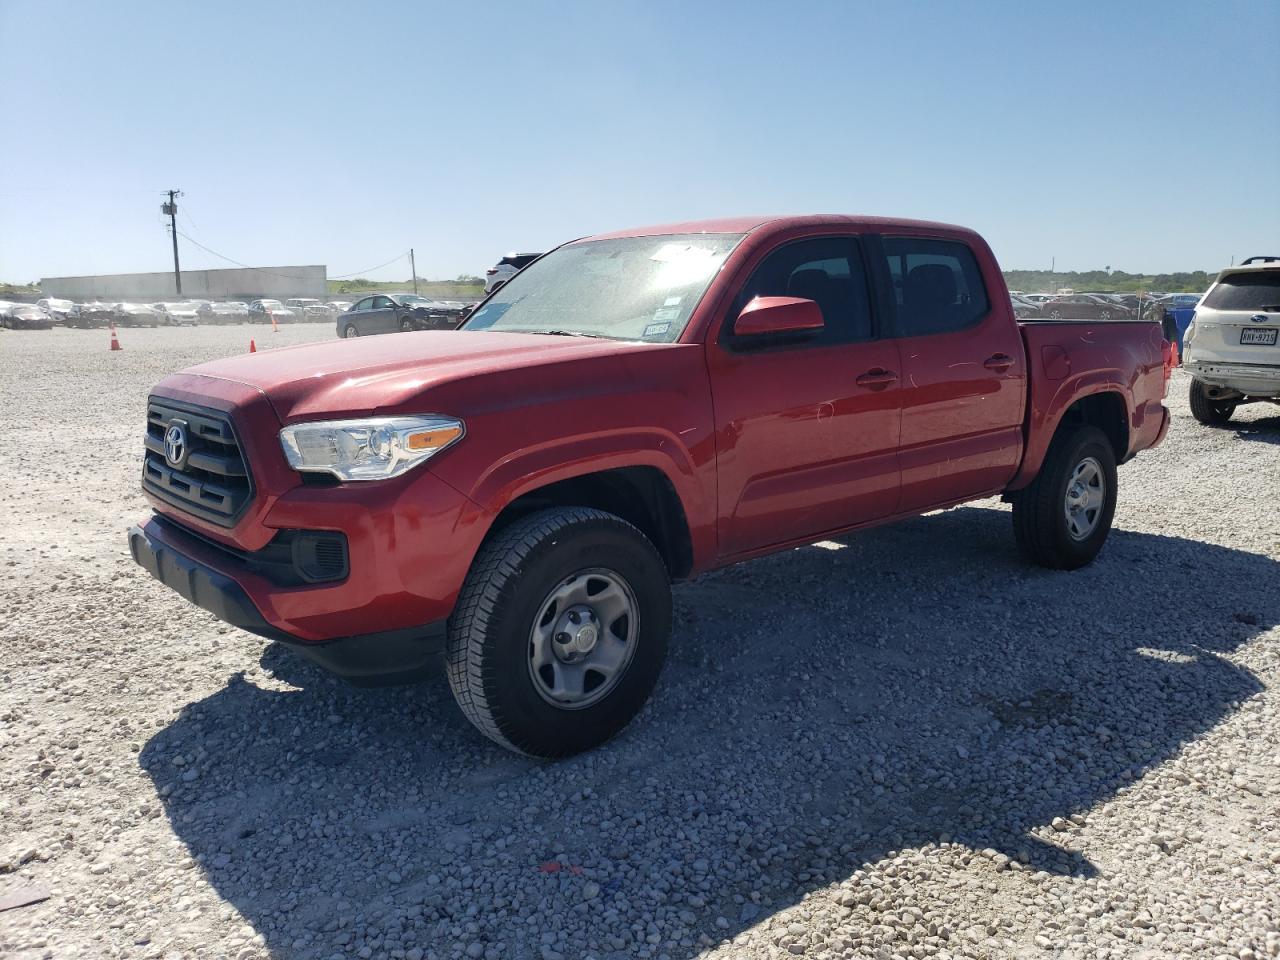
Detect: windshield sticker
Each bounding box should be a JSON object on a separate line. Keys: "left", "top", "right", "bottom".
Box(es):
{"left": 651, "top": 305, "right": 681, "bottom": 323}
{"left": 643, "top": 321, "right": 672, "bottom": 338}
{"left": 663, "top": 296, "right": 683, "bottom": 306}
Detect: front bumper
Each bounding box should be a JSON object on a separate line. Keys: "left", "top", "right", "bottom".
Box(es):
{"left": 128, "top": 517, "right": 446, "bottom": 685}
{"left": 1184, "top": 359, "right": 1280, "bottom": 398}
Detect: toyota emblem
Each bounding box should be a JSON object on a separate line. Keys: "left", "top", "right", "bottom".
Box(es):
{"left": 164, "top": 420, "right": 189, "bottom": 468}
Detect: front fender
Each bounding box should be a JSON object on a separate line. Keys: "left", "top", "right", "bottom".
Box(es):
{"left": 447, "top": 428, "right": 716, "bottom": 570}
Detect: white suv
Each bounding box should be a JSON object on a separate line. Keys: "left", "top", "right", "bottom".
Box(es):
{"left": 1182, "top": 256, "right": 1280, "bottom": 425}
{"left": 484, "top": 252, "right": 542, "bottom": 294}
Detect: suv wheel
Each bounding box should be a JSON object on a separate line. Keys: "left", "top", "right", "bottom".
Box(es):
{"left": 343, "top": 323, "right": 359, "bottom": 338}
{"left": 1010, "top": 425, "right": 1118, "bottom": 570}
{"left": 446, "top": 507, "right": 672, "bottom": 758}
{"left": 1189, "top": 378, "right": 1236, "bottom": 425}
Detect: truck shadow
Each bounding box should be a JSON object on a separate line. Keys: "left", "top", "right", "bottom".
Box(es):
{"left": 140, "top": 507, "right": 1276, "bottom": 959}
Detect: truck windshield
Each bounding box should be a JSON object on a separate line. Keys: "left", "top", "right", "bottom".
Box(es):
{"left": 463, "top": 233, "right": 745, "bottom": 342}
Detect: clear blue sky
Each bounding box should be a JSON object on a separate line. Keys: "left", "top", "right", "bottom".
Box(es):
{"left": 2, "top": 0, "right": 1276, "bottom": 284}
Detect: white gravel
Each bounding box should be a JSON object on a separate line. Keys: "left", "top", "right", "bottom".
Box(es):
{"left": 1, "top": 324, "right": 1278, "bottom": 960}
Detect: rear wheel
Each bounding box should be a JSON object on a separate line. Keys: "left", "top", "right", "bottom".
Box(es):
{"left": 1010, "top": 425, "right": 1118, "bottom": 570}
{"left": 446, "top": 507, "right": 672, "bottom": 758}
{"left": 1048, "top": 309, "right": 1063, "bottom": 319}
{"left": 343, "top": 323, "right": 359, "bottom": 339}
{"left": 1189, "top": 378, "right": 1236, "bottom": 425}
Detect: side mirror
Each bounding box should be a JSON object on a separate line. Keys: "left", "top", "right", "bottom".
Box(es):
{"left": 733, "top": 296, "right": 824, "bottom": 337}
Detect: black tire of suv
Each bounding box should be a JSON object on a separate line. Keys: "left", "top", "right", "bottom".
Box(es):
{"left": 1010, "top": 425, "right": 1118, "bottom": 570}
{"left": 446, "top": 507, "right": 672, "bottom": 758}
{"left": 1189, "top": 378, "right": 1236, "bottom": 425}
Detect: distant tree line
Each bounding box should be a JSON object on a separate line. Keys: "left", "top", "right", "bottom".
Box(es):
{"left": 1002, "top": 269, "right": 1214, "bottom": 294}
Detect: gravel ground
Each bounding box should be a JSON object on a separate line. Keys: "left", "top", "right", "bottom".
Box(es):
{"left": 1, "top": 324, "right": 1278, "bottom": 960}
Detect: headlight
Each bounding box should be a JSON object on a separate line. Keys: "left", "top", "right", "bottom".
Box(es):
{"left": 279, "top": 416, "right": 464, "bottom": 481}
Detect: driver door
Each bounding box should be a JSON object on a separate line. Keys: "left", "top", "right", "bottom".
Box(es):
{"left": 707, "top": 235, "right": 903, "bottom": 557}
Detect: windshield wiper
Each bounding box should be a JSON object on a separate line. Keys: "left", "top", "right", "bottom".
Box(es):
{"left": 530, "top": 329, "right": 603, "bottom": 339}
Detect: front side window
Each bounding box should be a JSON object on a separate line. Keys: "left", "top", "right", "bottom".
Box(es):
{"left": 882, "top": 237, "right": 990, "bottom": 336}
{"left": 372, "top": 296, "right": 393, "bottom": 309}
{"left": 727, "top": 236, "right": 873, "bottom": 346}
{"left": 1202, "top": 272, "right": 1280, "bottom": 311}
{"left": 465, "top": 233, "right": 745, "bottom": 342}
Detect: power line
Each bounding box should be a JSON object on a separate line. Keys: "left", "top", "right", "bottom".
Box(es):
{"left": 174, "top": 230, "right": 409, "bottom": 281}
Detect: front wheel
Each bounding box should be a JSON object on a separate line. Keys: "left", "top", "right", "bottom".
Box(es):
{"left": 446, "top": 507, "right": 672, "bottom": 758}
{"left": 1010, "top": 425, "right": 1118, "bottom": 570}
{"left": 399, "top": 317, "right": 414, "bottom": 333}
{"left": 1189, "top": 378, "right": 1235, "bottom": 425}
{"left": 342, "top": 323, "right": 359, "bottom": 339}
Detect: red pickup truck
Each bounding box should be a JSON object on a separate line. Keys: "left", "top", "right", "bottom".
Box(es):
{"left": 129, "top": 215, "right": 1172, "bottom": 757}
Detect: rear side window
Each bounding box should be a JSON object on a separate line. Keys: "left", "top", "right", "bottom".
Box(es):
{"left": 882, "top": 238, "right": 990, "bottom": 336}
{"left": 729, "top": 237, "right": 873, "bottom": 346}
{"left": 501, "top": 255, "right": 538, "bottom": 269}
{"left": 1202, "top": 272, "right": 1280, "bottom": 311}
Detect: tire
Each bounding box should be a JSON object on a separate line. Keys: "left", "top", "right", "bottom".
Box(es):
{"left": 1189, "top": 378, "right": 1235, "bottom": 425}
{"left": 1010, "top": 425, "right": 1118, "bottom": 570}
{"left": 446, "top": 507, "right": 672, "bottom": 758}
{"left": 399, "top": 317, "right": 414, "bottom": 333}
{"left": 1048, "top": 309, "right": 1062, "bottom": 319}
{"left": 343, "top": 323, "right": 359, "bottom": 339}
{"left": 1100, "top": 310, "right": 1112, "bottom": 321}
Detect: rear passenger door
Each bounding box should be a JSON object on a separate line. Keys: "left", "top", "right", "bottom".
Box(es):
{"left": 367, "top": 295, "right": 397, "bottom": 333}
{"left": 707, "top": 235, "right": 904, "bottom": 556}
{"left": 877, "top": 235, "right": 1026, "bottom": 512}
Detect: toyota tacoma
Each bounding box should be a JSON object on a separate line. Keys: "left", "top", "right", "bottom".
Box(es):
{"left": 129, "top": 215, "right": 1173, "bottom": 757}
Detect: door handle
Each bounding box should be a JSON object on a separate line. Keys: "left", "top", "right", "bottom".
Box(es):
{"left": 983, "top": 354, "right": 1014, "bottom": 371}
{"left": 855, "top": 368, "right": 898, "bottom": 388}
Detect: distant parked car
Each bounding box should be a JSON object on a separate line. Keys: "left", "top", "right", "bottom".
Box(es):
{"left": 66, "top": 302, "right": 115, "bottom": 328}
{"left": 301, "top": 303, "right": 336, "bottom": 322}
{"left": 1039, "top": 294, "right": 1134, "bottom": 321}
{"left": 336, "top": 293, "right": 468, "bottom": 338}
{"left": 197, "top": 301, "right": 250, "bottom": 324}
{"left": 156, "top": 302, "right": 200, "bottom": 326}
{"left": 286, "top": 298, "right": 323, "bottom": 318}
{"left": 1009, "top": 295, "right": 1041, "bottom": 319}
{"left": 113, "top": 303, "right": 162, "bottom": 327}
{"left": 34, "top": 297, "right": 74, "bottom": 323}
{"left": 484, "top": 252, "right": 542, "bottom": 294}
{"left": 248, "top": 299, "right": 300, "bottom": 324}
{"left": 4, "top": 304, "right": 54, "bottom": 329}
{"left": 325, "top": 301, "right": 352, "bottom": 314}
{"left": 1021, "top": 293, "right": 1057, "bottom": 304}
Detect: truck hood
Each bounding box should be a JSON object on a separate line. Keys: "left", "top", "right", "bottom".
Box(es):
{"left": 177, "top": 330, "right": 682, "bottom": 422}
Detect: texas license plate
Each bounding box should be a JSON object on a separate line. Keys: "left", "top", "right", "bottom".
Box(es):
{"left": 1240, "top": 328, "right": 1278, "bottom": 345}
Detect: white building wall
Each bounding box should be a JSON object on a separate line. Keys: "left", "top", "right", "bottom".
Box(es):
{"left": 40, "top": 266, "right": 327, "bottom": 301}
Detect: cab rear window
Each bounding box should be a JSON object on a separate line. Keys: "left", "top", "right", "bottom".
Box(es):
{"left": 1202, "top": 272, "right": 1280, "bottom": 311}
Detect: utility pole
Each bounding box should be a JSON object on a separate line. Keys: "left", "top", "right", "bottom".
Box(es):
{"left": 410, "top": 248, "right": 418, "bottom": 295}
{"left": 162, "top": 190, "right": 183, "bottom": 295}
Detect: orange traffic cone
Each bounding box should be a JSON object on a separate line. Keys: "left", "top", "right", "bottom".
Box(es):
{"left": 270, "top": 311, "right": 279, "bottom": 334}
{"left": 110, "top": 324, "right": 122, "bottom": 351}
{"left": 249, "top": 339, "right": 257, "bottom": 353}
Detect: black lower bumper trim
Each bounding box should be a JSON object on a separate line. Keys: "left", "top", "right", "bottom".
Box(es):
{"left": 128, "top": 520, "right": 446, "bottom": 687}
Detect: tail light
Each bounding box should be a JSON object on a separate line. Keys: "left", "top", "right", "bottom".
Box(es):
{"left": 485, "top": 268, "right": 498, "bottom": 275}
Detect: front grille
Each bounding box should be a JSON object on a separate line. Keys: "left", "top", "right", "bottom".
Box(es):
{"left": 142, "top": 399, "right": 253, "bottom": 527}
